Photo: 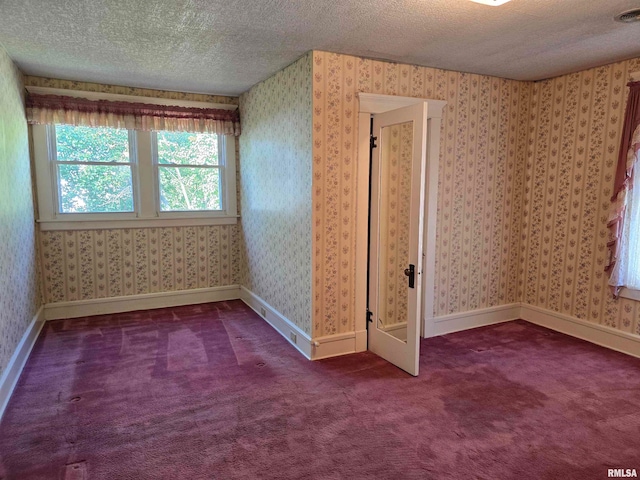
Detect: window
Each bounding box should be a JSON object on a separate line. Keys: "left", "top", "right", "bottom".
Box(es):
{"left": 32, "top": 124, "right": 237, "bottom": 229}
{"left": 54, "top": 125, "right": 135, "bottom": 214}
{"left": 607, "top": 79, "right": 640, "bottom": 300}
{"left": 614, "top": 157, "right": 640, "bottom": 301}
{"left": 155, "top": 131, "right": 222, "bottom": 212}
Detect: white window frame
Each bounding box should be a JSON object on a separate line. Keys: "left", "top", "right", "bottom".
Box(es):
{"left": 32, "top": 125, "right": 237, "bottom": 230}
{"left": 151, "top": 131, "right": 234, "bottom": 218}
{"left": 620, "top": 288, "right": 640, "bottom": 301}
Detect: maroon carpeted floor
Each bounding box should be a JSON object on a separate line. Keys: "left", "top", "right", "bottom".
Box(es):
{"left": 1, "top": 300, "right": 639, "bottom": 479}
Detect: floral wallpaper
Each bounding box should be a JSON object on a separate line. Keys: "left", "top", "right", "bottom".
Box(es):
{"left": 238, "top": 53, "right": 313, "bottom": 335}
{"left": 39, "top": 226, "right": 239, "bottom": 303}
{"left": 377, "top": 122, "right": 412, "bottom": 328}
{"left": 25, "top": 76, "right": 242, "bottom": 304}
{"left": 522, "top": 57, "right": 640, "bottom": 335}
{"left": 21, "top": 55, "right": 640, "bottom": 346}
{"left": 0, "top": 47, "right": 40, "bottom": 378}
{"left": 311, "top": 51, "right": 528, "bottom": 337}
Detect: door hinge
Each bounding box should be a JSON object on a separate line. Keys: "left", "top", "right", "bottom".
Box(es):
{"left": 366, "top": 309, "right": 373, "bottom": 326}
{"left": 370, "top": 135, "right": 378, "bottom": 150}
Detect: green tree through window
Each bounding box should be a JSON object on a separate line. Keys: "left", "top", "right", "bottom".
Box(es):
{"left": 156, "top": 131, "right": 221, "bottom": 211}
{"left": 55, "top": 125, "right": 134, "bottom": 213}
{"left": 53, "top": 126, "right": 223, "bottom": 214}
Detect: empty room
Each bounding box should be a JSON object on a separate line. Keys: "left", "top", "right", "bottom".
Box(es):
{"left": 1, "top": 0, "right": 640, "bottom": 478}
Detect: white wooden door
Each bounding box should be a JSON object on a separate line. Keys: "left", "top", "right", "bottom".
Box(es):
{"left": 368, "top": 102, "right": 428, "bottom": 376}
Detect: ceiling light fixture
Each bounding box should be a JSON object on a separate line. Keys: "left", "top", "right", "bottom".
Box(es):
{"left": 615, "top": 8, "right": 640, "bottom": 23}
{"left": 469, "top": 0, "right": 512, "bottom": 5}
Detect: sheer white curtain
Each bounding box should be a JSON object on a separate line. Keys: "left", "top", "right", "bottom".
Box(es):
{"left": 610, "top": 147, "right": 640, "bottom": 291}
{"left": 607, "top": 81, "right": 640, "bottom": 295}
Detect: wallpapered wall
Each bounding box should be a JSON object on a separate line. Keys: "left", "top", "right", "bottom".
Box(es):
{"left": 238, "top": 54, "right": 313, "bottom": 335}
{"left": 0, "top": 48, "right": 40, "bottom": 378}
{"left": 311, "top": 51, "right": 529, "bottom": 337}
{"left": 40, "top": 227, "right": 239, "bottom": 303}
{"left": 22, "top": 55, "right": 640, "bottom": 345}
{"left": 24, "top": 76, "right": 241, "bottom": 304}
{"left": 522, "top": 57, "right": 640, "bottom": 336}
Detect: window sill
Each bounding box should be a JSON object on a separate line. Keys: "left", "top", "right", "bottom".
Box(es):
{"left": 619, "top": 288, "right": 640, "bottom": 302}
{"left": 37, "top": 215, "right": 239, "bottom": 231}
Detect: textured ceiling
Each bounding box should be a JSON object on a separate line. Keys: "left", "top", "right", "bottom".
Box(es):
{"left": 0, "top": 0, "right": 639, "bottom": 96}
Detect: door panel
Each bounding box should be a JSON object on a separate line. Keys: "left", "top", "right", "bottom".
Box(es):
{"left": 368, "top": 102, "right": 427, "bottom": 376}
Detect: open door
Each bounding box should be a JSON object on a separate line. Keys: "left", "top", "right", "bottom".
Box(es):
{"left": 368, "top": 102, "right": 428, "bottom": 376}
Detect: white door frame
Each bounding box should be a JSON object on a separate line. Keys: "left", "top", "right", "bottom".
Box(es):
{"left": 355, "top": 93, "right": 446, "bottom": 346}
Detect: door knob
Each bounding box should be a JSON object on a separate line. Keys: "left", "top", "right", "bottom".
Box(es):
{"left": 404, "top": 264, "right": 415, "bottom": 288}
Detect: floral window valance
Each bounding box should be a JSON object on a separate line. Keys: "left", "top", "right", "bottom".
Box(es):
{"left": 26, "top": 93, "right": 241, "bottom": 136}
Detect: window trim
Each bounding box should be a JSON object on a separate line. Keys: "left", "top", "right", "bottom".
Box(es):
{"left": 620, "top": 288, "right": 640, "bottom": 302}
{"left": 32, "top": 124, "right": 238, "bottom": 230}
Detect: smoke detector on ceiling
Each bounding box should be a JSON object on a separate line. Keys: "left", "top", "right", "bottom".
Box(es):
{"left": 615, "top": 8, "right": 640, "bottom": 23}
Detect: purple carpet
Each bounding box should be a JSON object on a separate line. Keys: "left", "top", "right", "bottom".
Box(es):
{"left": 1, "top": 300, "right": 639, "bottom": 479}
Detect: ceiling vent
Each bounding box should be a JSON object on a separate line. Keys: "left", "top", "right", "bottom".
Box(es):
{"left": 615, "top": 8, "right": 640, "bottom": 23}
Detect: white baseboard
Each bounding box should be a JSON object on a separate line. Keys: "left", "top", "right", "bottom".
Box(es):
{"left": 0, "top": 306, "right": 45, "bottom": 421}
{"left": 239, "top": 287, "right": 368, "bottom": 361}
{"left": 427, "top": 303, "right": 521, "bottom": 337}
{"left": 355, "top": 328, "right": 367, "bottom": 353}
{"left": 428, "top": 302, "right": 640, "bottom": 359}
{"left": 312, "top": 330, "right": 368, "bottom": 360}
{"left": 239, "top": 287, "right": 313, "bottom": 359}
{"left": 44, "top": 285, "right": 242, "bottom": 320}
{"left": 520, "top": 304, "right": 640, "bottom": 359}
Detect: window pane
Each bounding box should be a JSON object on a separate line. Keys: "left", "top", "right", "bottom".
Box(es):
{"left": 58, "top": 164, "right": 134, "bottom": 213}
{"left": 55, "top": 125, "right": 130, "bottom": 163}
{"left": 157, "top": 131, "right": 218, "bottom": 166}
{"left": 159, "top": 167, "right": 221, "bottom": 211}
